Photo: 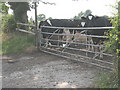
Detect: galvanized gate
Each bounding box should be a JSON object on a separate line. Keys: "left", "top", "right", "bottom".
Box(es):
{"left": 39, "top": 26, "right": 114, "bottom": 70}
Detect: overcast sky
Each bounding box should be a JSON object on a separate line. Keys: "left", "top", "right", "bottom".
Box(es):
{"left": 9, "top": 0, "right": 117, "bottom": 20}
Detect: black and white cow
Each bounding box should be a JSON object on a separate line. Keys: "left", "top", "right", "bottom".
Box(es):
{"left": 39, "top": 19, "right": 64, "bottom": 47}
{"left": 81, "top": 14, "right": 112, "bottom": 59}
{"left": 86, "top": 14, "right": 112, "bottom": 44}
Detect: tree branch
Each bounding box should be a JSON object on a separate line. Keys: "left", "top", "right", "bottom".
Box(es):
{"left": 39, "top": 0, "right": 56, "bottom": 5}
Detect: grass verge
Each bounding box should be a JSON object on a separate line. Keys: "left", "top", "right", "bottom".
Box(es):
{"left": 2, "top": 32, "right": 35, "bottom": 55}
{"left": 95, "top": 68, "right": 118, "bottom": 88}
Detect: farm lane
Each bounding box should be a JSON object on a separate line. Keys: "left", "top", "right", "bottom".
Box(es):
{"left": 2, "top": 51, "right": 103, "bottom": 88}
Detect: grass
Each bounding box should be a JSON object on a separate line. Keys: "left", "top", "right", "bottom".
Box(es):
{"left": 94, "top": 55, "right": 118, "bottom": 88}
{"left": 95, "top": 68, "right": 118, "bottom": 88}
{"left": 2, "top": 32, "right": 35, "bottom": 55}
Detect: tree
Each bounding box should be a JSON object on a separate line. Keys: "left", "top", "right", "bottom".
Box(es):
{"left": 74, "top": 11, "right": 84, "bottom": 19}
{"left": 84, "top": 9, "right": 92, "bottom": 17}
{"left": 47, "top": 17, "right": 52, "bottom": 20}
{"left": 8, "top": 2, "right": 30, "bottom": 23}
{"left": 37, "top": 14, "right": 46, "bottom": 21}
{"left": 73, "top": 9, "right": 92, "bottom": 19}
{"left": 2, "top": 14, "right": 16, "bottom": 33}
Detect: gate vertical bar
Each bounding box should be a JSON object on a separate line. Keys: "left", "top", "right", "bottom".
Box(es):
{"left": 39, "top": 27, "right": 42, "bottom": 48}
{"left": 86, "top": 31, "right": 88, "bottom": 57}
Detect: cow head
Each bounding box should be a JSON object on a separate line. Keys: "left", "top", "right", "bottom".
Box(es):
{"left": 46, "top": 20, "right": 52, "bottom": 26}
{"left": 86, "top": 14, "right": 95, "bottom": 21}
{"left": 88, "top": 16, "right": 93, "bottom": 20}
{"left": 80, "top": 17, "right": 87, "bottom": 27}
{"left": 39, "top": 20, "right": 52, "bottom": 28}
{"left": 81, "top": 22, "right": 85, "bottom": 27}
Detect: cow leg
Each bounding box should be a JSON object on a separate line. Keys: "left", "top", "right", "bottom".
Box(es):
{"left": 72, "top": 29, "right": 76, "bottom": 40}
{"left": 87, "top": 39, "right": 90, "bottom": 50}
{"left": 87, "top": 37, "right": 91, "bottom": 51}
{"left": 62, "top": 29, "right": 74, "bottom": 47}
{"left": 87, "top": 37, "right": 94, "bottom": 51}
{"left": 93, "top": 45, "right": 99, "bottom": 59}
{"left": 64, "top": 29, "right": 70, "bottom": 47}
{"left": 99, "top": 44, "right": 103, "bottom": 59}
{"left": 93, "top": 43, "right": 103, "bottom": 59}
{"left": 90, "top": 38, "right": 94, "bottom": 51}
{"left": 45, "top": 37, "right": 49, "bottom": 47}
{"left": 93, "top": 42, "right": 102, "bottom": 59}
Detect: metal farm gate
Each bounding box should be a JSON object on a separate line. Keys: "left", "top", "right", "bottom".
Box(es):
{"left": 38, "top": 26, "right": 114, "bottom": 70}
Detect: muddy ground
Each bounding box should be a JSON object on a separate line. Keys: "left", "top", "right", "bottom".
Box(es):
{"left": 2, "top": 50, "right": 107, "bottom": 88}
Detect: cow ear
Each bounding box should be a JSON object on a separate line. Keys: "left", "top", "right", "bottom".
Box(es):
{"left": 39, "top": 21, "right": 43, "bottom": 27}
{"left": 40, "top": 21, "right": 44, "bottom": 25}
{"left": 88, "top": 16, "right": 93, "bottom": 20}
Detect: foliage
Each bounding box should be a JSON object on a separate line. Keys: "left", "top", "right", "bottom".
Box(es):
{"left": 8, "top": 2, "right": 30, "bottom": 23}
{"left": 105, "top": 14, "right": 118, "bottom": 55}
{"left": 2, "top": 14, "right": 16, "bottom": 33}
{"left": 47, "top": 17, "right": 52, "bottom": 20}
{"left": 96, "top": 1, "right": 119, "bottom": 88}
{"left": 1, "top": 2, "right": 9, "bottom": 14}
{"left": 37, "top": 14, "right": 46, "bottom": 21}
{"left": 37, "top": 14, "right": 53, "bottom": 21}
{"left": 2, "top": 33, "right": 34, "bottom": 55}
{"left": 74, "top": 9, "right": 92, "bottom": 19}
{"left": 84, "top": 9, "right": 92, "bottom": 17}
{"left": 74, "top": 11, "right": 84, "bottom": 19}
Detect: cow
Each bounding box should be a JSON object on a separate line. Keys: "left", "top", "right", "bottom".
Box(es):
{"left": 39, "top": 19, "right": 64, "bottom": 47}
{"left": 82, "top": 14, "right": 112, "bottom": 59}
{"left": 39, "top": 19, "right": 86, "bottom": 47}
{"left": 86, "top": 14, "right": 112, "bottom": 44}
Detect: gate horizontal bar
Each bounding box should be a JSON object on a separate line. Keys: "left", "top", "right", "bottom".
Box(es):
{"left": 17, "top": 23, "right": 36, "bottom": 27}
{"left": 41, "top": 38, "right": 106, "bottom": 48}
{"left": 41, "top": 32, "right": 108, "bottom": 38}
{"left": 40, "top": 26, "right": 114, "bottom": 30}
{"left": 16, "top": 28, "right": 35, "bottom": 35}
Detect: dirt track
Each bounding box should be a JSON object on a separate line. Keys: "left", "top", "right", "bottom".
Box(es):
{"left": 2, "top": 50, "right": 104, "bottom": 88}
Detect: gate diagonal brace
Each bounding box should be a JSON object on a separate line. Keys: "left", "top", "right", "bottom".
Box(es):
{"left": 61, "top": 30, "right": 87, "bottom": 52}
{"left": 48, "top": 29, "right": 60, "bottom": 39}
{"left": 43, "top": 29, "right": 60, "bottom": 47}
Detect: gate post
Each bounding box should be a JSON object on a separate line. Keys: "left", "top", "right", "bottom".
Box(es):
{"left": 34, "top": 2, "right": 39, "bottom": 49}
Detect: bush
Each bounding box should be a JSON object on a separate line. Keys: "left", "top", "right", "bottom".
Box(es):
{"left": 2, "top": 14, "right": 16, "bottom": 33}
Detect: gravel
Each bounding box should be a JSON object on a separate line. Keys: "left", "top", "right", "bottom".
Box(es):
{"left": 2, "top": 51, "right": 103, "bottom": 88}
